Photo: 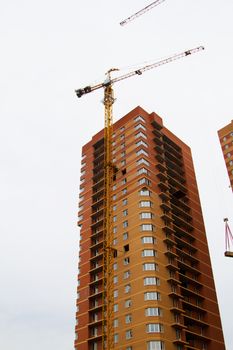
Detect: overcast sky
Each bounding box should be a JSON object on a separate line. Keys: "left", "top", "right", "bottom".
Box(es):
{"left": 1, "top": 1, "right": 233, "bottom": 349}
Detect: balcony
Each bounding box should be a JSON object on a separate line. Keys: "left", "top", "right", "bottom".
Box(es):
{"left": 164, "top": 150, "right": 183, "bottom": 168}
{"left": 152, "top": 128, "right": 162, "bottom": 138}
{"left": 179, "top": 273, "right": 202, "bottom": 288}
{"left": 167, "top": 167, "right": 186, "bottom": 184}
{"left": 168, "top": 177, "right": 188, "bottom": 196}
{"left": 176, "top": 248, "right": 199, "bottom": 265}
{"left": 175, "top": 236, "right": 196, "bottom": 251}
{"left": 153, "top": 136, "right": 163, "bottom": 146}
{"left": 155, "top": 153, "right": 165, "bottom": 163}
{"left": 172, "top": 217, "right": 194, "bottom": 235}
{"left": 156, "top": 172, "right": 168, "bottom": 182}
{"left": 160, "top": 202, "right": 171, "bottom": 212}
{"left": 158, "top": 181, "right": 170, "bottom": 192}
{"left": 151, "top": 120, "right": 163, "bottom": 131}
{"left": 178, "top": 260, "right": 200, "bottom": 275}
{"left": 163, "top": 135, "right": 181, "bottom": 153}
{"left": 159, "top": 192, "right": 171, "bottom": 202}
{"left": 184, "top": 314, "right": 209, "bottom": 328}
{"left": 165, "top": 157, "right": 184, "bottom": 175}
{"left": 164, "top": 142, "right": 183, "bottom": 161}
{"left": 154, "top": 144, "right": 164, "bottom": 155}
{"left": 182, "top": 299, "right": 207, "bottom": 313}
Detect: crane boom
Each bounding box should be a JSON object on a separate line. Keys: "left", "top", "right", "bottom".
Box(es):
{"left": 75, "top": 45, "right": 204, "bottom": 350}
{"left": 120, "top": 0, "right": 166, "bottom": 26}
{"left": 75, "top": 46, "right": 204, "bottom": 99}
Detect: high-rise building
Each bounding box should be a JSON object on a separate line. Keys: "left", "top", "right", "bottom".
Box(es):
{"left": 75, "top": 106, "right": 225, "bottom": 350}
{"left": 218, "top": 120, "right": 233, "bottom": 190}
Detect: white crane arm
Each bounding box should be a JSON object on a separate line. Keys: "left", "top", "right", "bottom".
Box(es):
{"left": 75, "top": 46, "right": 204, "bottom": 98}
{"left": 120, "top": 0, "right": 166, "bottom": 26}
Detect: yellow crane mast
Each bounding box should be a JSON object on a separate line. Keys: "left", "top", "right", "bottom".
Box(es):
{"left": 75, "top": 45, "right": 204, "bottom": 350}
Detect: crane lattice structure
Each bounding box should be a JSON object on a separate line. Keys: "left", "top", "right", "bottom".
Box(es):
{"left": 75, "top": 45, "right": 204, "bottom": 350}
{"left": 120, "top": 0, "right": 166, "bottom": 26}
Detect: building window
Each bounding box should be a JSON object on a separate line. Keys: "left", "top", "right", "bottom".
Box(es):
{"left": 113, "top": 319, "right": 118, "bottom": 328}
{"left": 141, "top": 236, "right": 156, "bottom": 244}
{"left": 113, "top": 194, "right": 117, "bottom": 200}
{"left": 136, "top": 148, "right": 148, "bottom": 157}
{"left": 126, "top": 329, "right": 133, "bottom": 339}
{"left": 124, "top": 270, "right": 130, "bottom": 279}
{"left": 114, "top": 290, "right": 118, "bottom": 298}
{"left": 121, "top": 142, "right": 125, "bottom": 149}
{"left": 114, "top": 276, "right": 118, "bottom": 284}
{"left": 144, "top": 292, "right": 161, "bottom": 301}
{"left": 144, "top": 277, "right": 160, "bottom": 286}
{"left": 120, "top": 126, "right": 125, "bottom": 131}
{"left": 227, "top": 152, "right": 231, "bottom": 158}
{"left": 121, "top": 151, "right": 126, "bottom": 157}
{"left": 139, "top": 188, "right": 151, "bottom": 196}
{"left": 124, "top": 257, "right": 130, "bottom": 265}
{"left": 143, "top": 263, "right": 158, "bottom": 271}
{"left": 91, "top": 342, "right": 98, "bottom": 350}
{"left": 123, "top": 232, "right": 129, "bottom": 240}
{"left": 123, "top": 220, "right": 129, "bottom": 228}
{"left": 124, "top": 244, "right": 129, "bottom": 252}
{"left": 135, "top": 123, "right": 146, "bottom": 131}
{"left": 122, "top": 178, "right": 127, "bottom": 185}
{"left": 114, "top": 304, "right": 118, "bottom": 312}
{"left": 225, "top": 144, "right": 229, "bottom": 149}
{"left": 136, "top": 139, "right": 148, "bottom": 148}
{"left": 113, "top": 204, "right": 117, "bottom": 211}
{"left": 113, "top": 226, "right": 117, "bottom": 234}
{"left": 229, "top": 160, "right": 233, "bottom": 166}
{"left": 135, "top": 131, "right": 147, "bottom": 139}
{"left": 138, "top": 167, "right": 149, "bottom": 175}
{"left": 113, "top": 184, "right": 117, "bottom": 190}
{"left": 140, "top": 212, "right": 153, "bottom": 219}
{"left": 142, "top": 249, "right": 157, "bottom": 257}
{"left": 113, "top": 263, "right": 118, "bottom": 270}
{"left": 125, "top": 284, "right": 131, "bottom": 293}
{"left": 137, "top": 158, "right": 150, "bottom": 166}
{"left": 145, "top": 307, "right": 162, "bottom": 316}
{"left": 122, "top": 188, "right": 127, "bottom": 195}
{"left": 135, "top": 115, "right": 145, "bottom": 123}
{"left": 140, "top": 201, "right": 152, "bottom": 208}
{"left": 121, "top": 159, "right": 126, "bottom": 166}
{"left": 126, "top": 347, "right": 133, "bottom": 350}
{"left": 113, "top": 215, "right": 117, "bottom": 222}
{"left": 113, "top": 238, "right": 118, "bottom": 245}
{"left": 223, "top": 136, "right": 227, "bottom": 141}
{"left": 114, "top": 334, "right": 119, "bottom": 343}
{"left": 147, "top": 324, "right": 163, "bottom": 333}
{"left": 141, "top": 224, "right": 154, "bottom": 231}
{"left": 123, "top": 198, "right": 128, "bottom": 206}
{"left": 123, "top": 209, "right": 128, "bottom": 216}
{"left": 147, "top": 340, "right": 165, "bottom": 350}
{"left": 120, "top": 134, "right": 125, "bottom": 140}
{"left": 125, "top": 299, "right": 132, "bottom": 308}
{"left": 138, "top": 178, "right": 151, "bottom": 186}
{"left": 125, "top": 314, "right": 132, "bottom": 323}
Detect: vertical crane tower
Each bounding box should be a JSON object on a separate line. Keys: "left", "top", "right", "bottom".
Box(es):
{"left": 75, "top": 46, "right": 204, "bottom": 350}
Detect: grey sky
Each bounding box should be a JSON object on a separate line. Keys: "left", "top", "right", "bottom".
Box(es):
{"left": 0, "top": 1, "right": 233, "bottom": 349}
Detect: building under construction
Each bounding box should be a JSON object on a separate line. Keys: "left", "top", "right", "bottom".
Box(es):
{"left": 218, "top": 120, "right": 233, "bottom": 190}
{"left": 75, "top": 106, "right": 225, "bottom": 350}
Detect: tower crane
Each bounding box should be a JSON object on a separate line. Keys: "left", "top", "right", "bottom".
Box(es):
{"left": 120, "top": 0, "right": 166, "bottom": 26}
{"left": 75, "top": 45, "right": 204, "bottom": 350}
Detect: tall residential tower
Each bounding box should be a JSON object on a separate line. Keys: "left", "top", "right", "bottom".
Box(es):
{"left": 218, "top": 120, "right": 233, "bottom": 190}
{"left": 75, "top": 106, "right": 225, "bottom": 350}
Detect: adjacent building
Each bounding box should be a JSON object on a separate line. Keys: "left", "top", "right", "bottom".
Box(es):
{"left": 218, "top": 120, "right": 233, "bottom": 190}
{"left": 75, "top": 106, "right": 225, "bottom": 350}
